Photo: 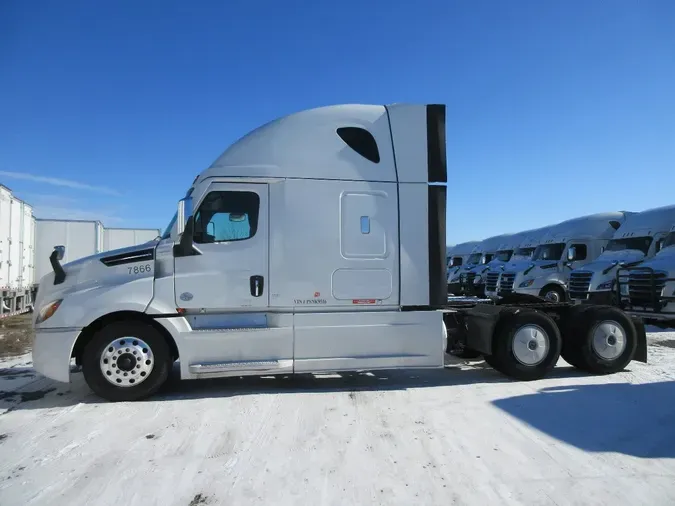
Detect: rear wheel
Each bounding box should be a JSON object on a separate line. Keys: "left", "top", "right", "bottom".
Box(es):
{"left": 569, "top": 306, "right": 637, "bottom": 374}
{"left": 82, "top": 321, "right": 172, "bottom": 402}
{"left": 491, "top": 310, "right": 562, "bottom": 381}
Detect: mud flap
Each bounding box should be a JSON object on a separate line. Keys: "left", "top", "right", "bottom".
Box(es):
{"left": 462, "top": 303, "right": 503, "bottom": 355}
{"left": 631, "top": 317, "right": 648, "bottom": 363}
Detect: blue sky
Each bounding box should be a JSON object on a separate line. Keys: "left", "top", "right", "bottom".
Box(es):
{"left": 1, "top": 0, "right": 674, "bottom": 244}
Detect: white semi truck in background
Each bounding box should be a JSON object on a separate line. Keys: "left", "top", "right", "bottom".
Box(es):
{"left": 492, "top": 212, "right": 630, "bottom": 302}
{"left": 460, "top": 233, "right": 521, "bottom": 297}
{"left": 449, "top": 234, "right": 510, "bottom": 295}
{"left": 616, "top": 223, "right": 675, "bottom": 328}
{"left": 447, "top": 241, "right": 486, "bottom": 294}
{"left": 484, "top": 226, "right": 549, "bottom": 298}
{"left": 569, "top": 204, "right": 675, "bottom": 305}
{"left": 446, "top": 240, "right": 480, "bottom": 293}
{"left": 446, "top": 240, "right": 480, "bottom": 270}
{"left": 30, "top": 103, "right": 647, "bottom": 402}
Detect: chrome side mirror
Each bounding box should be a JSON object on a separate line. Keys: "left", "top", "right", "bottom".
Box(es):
{"left": 176, "top": 196, "right": 194, "bottom": 236}
{"left": 567, "top": 246, "right": 577, "bottom": 262}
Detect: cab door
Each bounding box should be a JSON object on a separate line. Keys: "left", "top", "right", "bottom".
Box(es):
{"left": 174, "top": 182, "right": 269, "bottom": 310}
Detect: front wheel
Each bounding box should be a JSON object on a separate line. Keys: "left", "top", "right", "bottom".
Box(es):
{"left": 491, "top": 310, "right": 562, "bottom": 381}
{"left": 539, "top": 285, "right": 566, "bottom": 303}
{"left": 82, "top": 321, "right": 172, "bottom": 402}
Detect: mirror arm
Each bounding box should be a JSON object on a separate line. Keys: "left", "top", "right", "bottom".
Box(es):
{"left": 173, "top": 216, "right": 200, "bottom": 257}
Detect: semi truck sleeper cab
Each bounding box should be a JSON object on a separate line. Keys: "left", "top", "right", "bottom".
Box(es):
{"left": 31, "top": 103, "right": 648, "bottom": 402}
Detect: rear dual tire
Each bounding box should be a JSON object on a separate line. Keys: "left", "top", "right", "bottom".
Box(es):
{"left": 487, "top": 310, "right": 561, "bottom": 381}
{"left": 560, "top": 306, "right": 636, "bottom": 374}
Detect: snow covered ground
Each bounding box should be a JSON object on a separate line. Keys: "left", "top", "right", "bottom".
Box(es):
{"left": 2, "top": 333, "right": 675, "bottom": 506}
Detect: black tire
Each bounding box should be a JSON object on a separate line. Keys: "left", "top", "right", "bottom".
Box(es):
{"left": 569, "top": 306, "right": 637, "bottom": 374}
{"left": 559, "top": 305, "right": 591, "bottom": 369}
{"left": 491, "top": 310, "right": 562, "bottom": 381}
{"left": 82, "top": 320, "right": 172, "bottom": 402}
{"left": 539, "top": 284, "right": 566, "bottom": 303}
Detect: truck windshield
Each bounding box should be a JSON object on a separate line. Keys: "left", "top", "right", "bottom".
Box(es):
{"left": 605, "top": 236, "right": 653, "bottom": 255}
{"left": 533, "top": 243, "right": 565, "bottom": 261}
{"left": 663, "top": 232, "right": 675, "bottom": 249}
{"left": 513, "top": 247, "right": 535, "bottom": 258}
{"left": 467, "top": 253, "right": 482, "bottom": 265}
{"left": 495, "top": 250, "right": 513, "bottom": 262}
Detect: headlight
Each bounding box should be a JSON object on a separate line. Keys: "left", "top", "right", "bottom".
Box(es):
{"left": 596, "top": 280, "right": 615, "bottom": 291}
{"left": 35, "top": 299, "right": 63, "bottom": 324}
{"left": 519, "top": 279, "right": 534, "bottom": 288}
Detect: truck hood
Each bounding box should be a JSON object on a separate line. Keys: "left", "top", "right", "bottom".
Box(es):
{"left": 503, "top": 259, "right": 540, "bottom": 273}
{"left": 34, "top": 242, "right": 158, "bottom": 311}
{"left": 634, "top": 247, "right": 675, "bottom": 273}
{"left": 448, "top": 263, "right": 480, "bottom": 280}
{"left": 575, "top": 250, "right": 646, "bottom": 274}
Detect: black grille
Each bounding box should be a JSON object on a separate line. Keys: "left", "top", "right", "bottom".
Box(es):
{"left": 569, "top": 271, "right": 593, "bottom": 300}
{"left": 460, "top": 271, "right": 476, "bottom": 288}
{"left": 485, "top": 272, "right": 500, "bottom": 292}
{"left": 628, "top": 270, "right": 667, "bottom": 307}
{"left": 499, "top": 272, "right": 516, "bottom": 293}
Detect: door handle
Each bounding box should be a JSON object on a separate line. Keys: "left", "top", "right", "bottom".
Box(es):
{"left": 250, "top": 275, "right": 264, "bottom": 297}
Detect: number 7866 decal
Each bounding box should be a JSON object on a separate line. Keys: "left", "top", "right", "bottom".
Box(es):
{"left": 128, "top": 264, "right": 152, "bottom": 275}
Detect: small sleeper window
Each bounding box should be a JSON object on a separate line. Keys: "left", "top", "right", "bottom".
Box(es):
{"left": 337, "top": 127, "right": 380, "bottom": 163}
{"left": 360, "top": 216, "right": 370, "bottom": 234}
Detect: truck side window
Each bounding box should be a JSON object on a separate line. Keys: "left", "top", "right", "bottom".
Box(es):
{"left": 336, "top": 127, "right": 380, "bottom": 163}
{"left": 571, "top": 243, "right": 587, "bottom": 260}
{"left": 193, "top": 190, "right": 260, "bottom": 244}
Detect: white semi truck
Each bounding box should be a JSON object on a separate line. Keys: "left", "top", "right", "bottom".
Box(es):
{"left": 456, "top": 234, "right": 515, "bottom": 296}
{"left": 484, "top": 227, "right": 549, "bottom": 298}
{"left": 492, "top": 212, "right": 630, "bottom": 303}
{"left": 616, "top": 224, "right": 675, "bottom": 328}
{"left": 31, "top": 103, "right": 647, "bottom": 401}
{"left": 569, "top": 204, "right": 675, "bottom": 305}
{"left": 446, "top": 240, "right": 480, "bottom": 293}
{"left": 447, "top": 241, "right": 485, "bottom": 295}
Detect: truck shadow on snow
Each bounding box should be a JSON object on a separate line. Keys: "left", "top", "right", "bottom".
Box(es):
{"left": 492, "top": 381, "right": 675, "bottom": 459}
{"left": 1, "top": 356, "right": 592, "bottom": 411}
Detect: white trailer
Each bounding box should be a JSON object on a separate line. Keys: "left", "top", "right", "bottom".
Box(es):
{"left": 495, "top": 212, "right": 631, "bottom": 302}
{"left": 34, "top": 219, "right": 105, "bottom": 282}
{"left": 569, "top": 204, "right": 675, "bottom": 305}
{"left": 30, "top": 103, "right": 647, "bottom": 402}
{"left": 0, "top": 185, "right": 37, "bottom": 317}
{"left": 103, "top": 227, "right": 161, "bottom": 252}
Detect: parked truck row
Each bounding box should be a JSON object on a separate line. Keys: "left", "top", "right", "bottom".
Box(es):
{"left": 449, "top": 204, "right": 675, "bottom": 329}
{"left": 0, "top": 184, "right": 160, "bottom": 317}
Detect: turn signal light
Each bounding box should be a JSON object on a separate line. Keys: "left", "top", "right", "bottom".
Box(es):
{"left": 36, "top": 299, "right": 63, "bottom": 324}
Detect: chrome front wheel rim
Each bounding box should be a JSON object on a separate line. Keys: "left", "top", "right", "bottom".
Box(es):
{"left": 100, "top": 337, "right": 155, "bottom": 387}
